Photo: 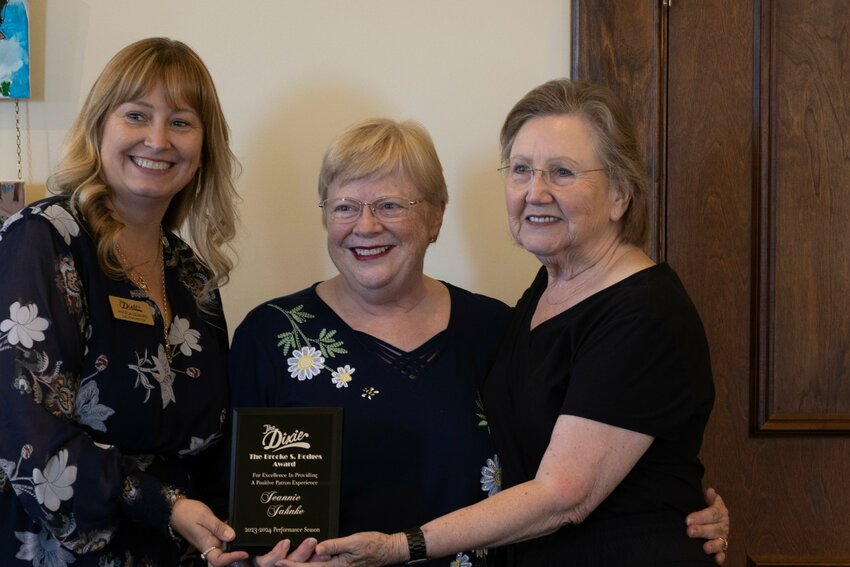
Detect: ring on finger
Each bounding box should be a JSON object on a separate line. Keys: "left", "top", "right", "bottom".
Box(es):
{"left": 718, "top": 537, "right": 728, "bottom": 552}
{"left": 200, "top": 546, "right": 218, "bottom": 561}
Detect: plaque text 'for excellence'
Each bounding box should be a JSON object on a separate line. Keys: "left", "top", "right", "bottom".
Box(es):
{"left": 227, "top": 407, "right": 342, "bottom": 554}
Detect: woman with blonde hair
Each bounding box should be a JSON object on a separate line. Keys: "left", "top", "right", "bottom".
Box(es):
{"left": 0, "top": 38, "right": 248, "bottom": 566}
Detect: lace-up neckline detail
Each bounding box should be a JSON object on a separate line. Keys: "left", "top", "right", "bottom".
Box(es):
{"left": 361, "top": 331, "right": 446, "bottom": 380}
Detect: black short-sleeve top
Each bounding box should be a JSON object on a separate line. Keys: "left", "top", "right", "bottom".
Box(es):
{"left": 482, "top": 264, "right": 714, "bottom": 565}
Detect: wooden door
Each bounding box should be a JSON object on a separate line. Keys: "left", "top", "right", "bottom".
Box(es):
{"left": 573, "top": 1, "right": 850, "bottom": 565}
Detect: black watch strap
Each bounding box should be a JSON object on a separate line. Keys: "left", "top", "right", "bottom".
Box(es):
{"left": 404, "top": 527, "right": 429, "bottom": 565}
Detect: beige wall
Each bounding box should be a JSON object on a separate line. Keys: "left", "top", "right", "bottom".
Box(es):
{"left": 1, "top": 0, "right": 569, "bottom": 331}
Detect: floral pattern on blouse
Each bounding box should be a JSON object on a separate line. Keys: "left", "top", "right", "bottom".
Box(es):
{"left": 0, "top": 197, "right": 229, "bottom": 565}
{"left": 270, "top": 304, "right": 361, "bottom": 389}
{"left": 230, "top": 284, "right": 512, "bottom": 566}
{"left": 451, "top": 552, "right": 473, "bottom": 567}
{"left": 480, "top": 455, "right": 502, "bottom": 497}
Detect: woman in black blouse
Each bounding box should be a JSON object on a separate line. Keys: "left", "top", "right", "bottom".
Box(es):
{"left": 231, "top": 118, "right": 512, "bottom": 567}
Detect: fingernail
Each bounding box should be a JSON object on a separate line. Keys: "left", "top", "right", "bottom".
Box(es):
{"left": 225, "top": 527, "right": 235, "bottom": 539}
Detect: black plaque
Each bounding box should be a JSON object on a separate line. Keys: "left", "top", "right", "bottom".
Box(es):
{"left": 227, "top": 407, "right": 342, "bottom": 554}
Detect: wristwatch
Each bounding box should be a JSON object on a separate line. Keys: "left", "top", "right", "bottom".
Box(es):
{"left": 404, "top": 527, "right": 430, "bottom": 565}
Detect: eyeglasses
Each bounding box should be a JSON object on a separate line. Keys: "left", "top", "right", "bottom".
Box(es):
{"left": 319, "top": 196, "right": 421, "bottom": 223}
{"left": 498, "top": 163, "right": 606, "bottom": 188}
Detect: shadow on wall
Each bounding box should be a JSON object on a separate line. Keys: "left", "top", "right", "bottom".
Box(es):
{"left": 450, "top": 155, "right": 539, "bottom": 305}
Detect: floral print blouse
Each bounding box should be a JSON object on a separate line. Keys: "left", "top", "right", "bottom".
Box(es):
{"left": 229, "top": 284, "right": 511, "bottom": 566}
{"left": 0, "top": 196, "right": 229, "bottom": 566}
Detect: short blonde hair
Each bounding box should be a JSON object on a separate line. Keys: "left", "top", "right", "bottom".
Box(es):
{"left": 500, "top": 79, "right": 648, "bottom": 247}
{"left": 318, "top": 118, "right": 448, "bottom": 207}
{"left": 48, "top": 37, "right": 240, "bottom": 302}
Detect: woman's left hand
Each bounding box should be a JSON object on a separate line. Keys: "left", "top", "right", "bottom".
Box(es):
{"left": 278, "top": 531, "right": 405, "bottom": 567}
{"left": 685, "top": 487, "right": 730, "bottom": 565}
{"left": 252, "top": 538, "right": 321, "bottom": 566}
{"left": 169, "top": 498, "right": 248, "bottom": 566}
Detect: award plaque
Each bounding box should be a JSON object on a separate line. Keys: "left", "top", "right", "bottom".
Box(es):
{"left": 227, "top": 407, "right": 343, "bottom": 554}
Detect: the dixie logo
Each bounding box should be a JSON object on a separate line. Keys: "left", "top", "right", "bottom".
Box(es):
{"left": 119, "top": 300, "right": 144, "bottom": 313}
{"left": 262, "top": 424, "right": 311, "bottom": 452}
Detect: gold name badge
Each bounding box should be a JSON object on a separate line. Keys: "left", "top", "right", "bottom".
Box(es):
{"left": 108, "top": 295, "right": 155, "bottom": 325}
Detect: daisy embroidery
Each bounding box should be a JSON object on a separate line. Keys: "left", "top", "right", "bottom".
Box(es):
{"left": 480, "top": 454, "right": 502, "bottom": 496}
{"left": 451, "top": 553, "right": 473, "bottom": 567}
{"left": 1, "top": 301, "right": 49, "bottom": 348}
{"left": 331, "top": 365, "right": 355, "bottom": 388}
{"left": 287, "top": 346, "right": 325, "bottom": 381}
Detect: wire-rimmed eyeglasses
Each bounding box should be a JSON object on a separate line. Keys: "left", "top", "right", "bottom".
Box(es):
{"left": 498, "top": 163, "right": 606, "bottom": 188}
{"left": 319, "top": 196, "right": 421, "bottom": 223}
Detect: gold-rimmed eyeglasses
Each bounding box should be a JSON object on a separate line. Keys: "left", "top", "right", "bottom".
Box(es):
{"left": 319, "top": 196, "right": 421, "bottom": 223}
{"left": 498, "top": 163, "right": 606, "bottom": 188}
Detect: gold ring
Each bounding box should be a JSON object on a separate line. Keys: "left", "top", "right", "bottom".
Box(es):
{"left": 719, "top": 537, "right": 728, "bottom": 552}
{"left": 200, "top": 546, "right": 218, "bottom": 561}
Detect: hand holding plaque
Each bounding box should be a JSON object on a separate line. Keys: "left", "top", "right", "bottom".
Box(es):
{"left": 227, "top": 407, "right": 342, "bottom": 554}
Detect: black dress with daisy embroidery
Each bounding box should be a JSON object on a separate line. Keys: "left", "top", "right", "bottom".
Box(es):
{"left": 228, "top": 284, "right": 511, "bottom": 566}
{"left": 0, "top": 196, "right": 230, "bottom": 566}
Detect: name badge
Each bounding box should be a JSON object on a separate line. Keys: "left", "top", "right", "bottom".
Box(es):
{"left": 108, "top": 295, "right": 155, "bottom": 325}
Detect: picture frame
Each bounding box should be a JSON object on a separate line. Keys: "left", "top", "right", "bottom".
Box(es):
{"left": 0, "top": 179, "right": 24, "bottom": 224}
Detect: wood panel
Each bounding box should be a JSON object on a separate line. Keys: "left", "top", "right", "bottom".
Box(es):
{"left": 664, "top": 3, "right": 759, "bottom": 562}
{"left": 755, "top": 0, "right": 850, "bottom": 432}
{"left": 571, "top": 0, "right": 665, "bottom": 259}
{"left": 572, "top": 0, "right": 850, "bottom": 564}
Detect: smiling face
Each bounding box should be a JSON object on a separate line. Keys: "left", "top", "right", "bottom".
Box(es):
{"left": 100, "top": 83, "right": 203, "bottom": 217}
{"left": 504, "top": 114, "right": 628, "bottom": 266}
{"left": 325, "top": 173, "right": 442, "bottom": 299}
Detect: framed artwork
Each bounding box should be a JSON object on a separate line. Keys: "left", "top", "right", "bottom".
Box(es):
{"left": 0, "top": 180, "right": 24, "bottom": 224}
{"left": 0, "top": 0, "right": 29, "bottom": 98}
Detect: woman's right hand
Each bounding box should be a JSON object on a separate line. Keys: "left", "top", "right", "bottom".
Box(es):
{"left": 169, "top": 497, "right": 248, "bottom": 566}
{"left": 686, "top": 487, "right": 730, "bottom": 565}
{"left": 278, "top": 532, "right": 407, "bottom": 567}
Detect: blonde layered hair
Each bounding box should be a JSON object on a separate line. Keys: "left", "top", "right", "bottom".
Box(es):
{"left": 318, "top": 118, "right": 449, "bottom": 209}
{"left": 48, "top": 37, "right": 240, "bottom": 301}
{"left": 500, "top": 79, "right": 649, "bottom": 247}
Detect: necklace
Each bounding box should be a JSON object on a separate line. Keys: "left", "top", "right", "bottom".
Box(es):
{"left": 115, "top": 227, "right": 173, "bottom": 364}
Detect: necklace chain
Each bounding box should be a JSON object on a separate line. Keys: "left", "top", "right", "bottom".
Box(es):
{"left": 115, "top": 227, "right": 173, "bottom": 364}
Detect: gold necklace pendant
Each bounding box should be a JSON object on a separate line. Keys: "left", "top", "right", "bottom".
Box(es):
{"left": 116, "top": 227, "right": 173, "bottom": 364}
{"left": 159, "top": 229, "right": 173, "bottom": 364}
